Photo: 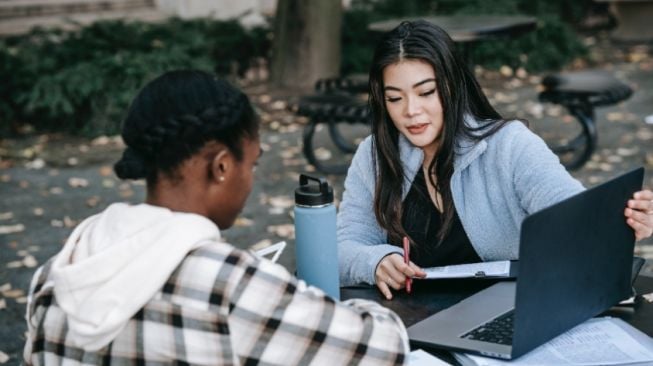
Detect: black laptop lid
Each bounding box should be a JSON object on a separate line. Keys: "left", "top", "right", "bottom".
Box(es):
{"left": 511, "top": 167, "right": 644, "bottom": 358}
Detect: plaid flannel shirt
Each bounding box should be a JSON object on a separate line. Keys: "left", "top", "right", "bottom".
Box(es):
{"left": 24, "top": 241, "right": 409, "bottom": 365}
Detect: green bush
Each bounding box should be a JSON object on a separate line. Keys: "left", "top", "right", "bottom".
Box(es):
{"left": 341, "top": 0, "right": 590, "bottom": 75}
{"left": 0, "top": 18, "right": 270, "bottom": 137}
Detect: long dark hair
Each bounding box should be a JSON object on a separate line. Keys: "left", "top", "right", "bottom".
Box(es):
{"left": 369, "top": 20, "right": 510, "bottom": 245}
{"left": 114, "top": 70, "right": 259, "bottom": 186}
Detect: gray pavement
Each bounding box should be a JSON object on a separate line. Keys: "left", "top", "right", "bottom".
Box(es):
{"left": 1, "top": 44, "right": 653, "bottom": 363}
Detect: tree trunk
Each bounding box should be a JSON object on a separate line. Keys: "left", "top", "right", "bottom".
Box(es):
{"left": 270, "top": 0, "right": 342, "bottom": 90}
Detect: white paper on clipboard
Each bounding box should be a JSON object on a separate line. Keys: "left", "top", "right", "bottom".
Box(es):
{"left": 253, "top": 241, "right": 286, "bottom": 263}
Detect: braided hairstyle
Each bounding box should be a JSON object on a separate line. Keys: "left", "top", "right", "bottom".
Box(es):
{"left": 114, "top": 70, "right": 259, "bottom": 185}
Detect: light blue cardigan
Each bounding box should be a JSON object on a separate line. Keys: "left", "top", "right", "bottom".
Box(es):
{"left": 337, "top": 120, "right": 585, "bottom": 286}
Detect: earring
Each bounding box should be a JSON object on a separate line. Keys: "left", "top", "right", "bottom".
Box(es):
{"left": 219, "top": 176, "right": 225, "bottom": 182}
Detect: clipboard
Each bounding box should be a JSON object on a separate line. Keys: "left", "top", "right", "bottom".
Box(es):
{"left": 422, "top": 260, "right": 518, "bottom": 280}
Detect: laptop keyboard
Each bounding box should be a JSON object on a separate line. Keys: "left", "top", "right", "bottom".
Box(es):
{"left": 461, "top": 310, "right": 515, "bottom": 345}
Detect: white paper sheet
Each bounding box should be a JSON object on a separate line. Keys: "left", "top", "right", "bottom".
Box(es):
{"left": 409, "top": 349, "right": 453, "bottom": 365}
{"left": 455, "top": 317, "right": 653, "bottom": 366}
{"left": 423, "top": 260, "right": 511, "bottom": 279}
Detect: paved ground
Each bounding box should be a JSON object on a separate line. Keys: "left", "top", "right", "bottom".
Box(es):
{"left": 1, "top": 39, "right": 652, "bottom": 363}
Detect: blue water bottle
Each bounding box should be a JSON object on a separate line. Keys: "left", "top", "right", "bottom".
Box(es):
{"left": 294, "top": 174, "right": 340, "bottom": 300}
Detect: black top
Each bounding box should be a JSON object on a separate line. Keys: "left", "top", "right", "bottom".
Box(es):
{"left": 389, "top": 169, "right": 481, "bottom": 268}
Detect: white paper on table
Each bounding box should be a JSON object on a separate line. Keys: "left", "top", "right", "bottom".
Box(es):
{"left": 423, "top": 260, "right": 511, "bottom": 279}
{"left": 409, "top": 349, "right": 453, "bottom": 365}
{"left": 455, "top": 317, "right": 653, "bottom": 366}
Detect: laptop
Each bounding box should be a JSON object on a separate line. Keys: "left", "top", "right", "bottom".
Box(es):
{"left": 407, "top": 167, "right": 644, "bottom": 360}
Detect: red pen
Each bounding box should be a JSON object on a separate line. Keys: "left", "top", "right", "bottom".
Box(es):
{"left": 403, "top": 236, "right": 412, "bottom": 294}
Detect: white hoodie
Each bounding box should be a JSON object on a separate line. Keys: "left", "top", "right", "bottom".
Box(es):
{"left": 46, "top": 203, "right": 221, "bottom": 351}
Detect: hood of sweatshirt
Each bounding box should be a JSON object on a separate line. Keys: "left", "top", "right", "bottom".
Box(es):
{"left": 48, "top": 202, "right": 221, "bottom": 351}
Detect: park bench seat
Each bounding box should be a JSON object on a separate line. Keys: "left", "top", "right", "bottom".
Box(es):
{"left": 297, "top": 77, "right": 369, "bottom": 174}
{"left": 538, "top": 70, "right": 633, "bottom": 170}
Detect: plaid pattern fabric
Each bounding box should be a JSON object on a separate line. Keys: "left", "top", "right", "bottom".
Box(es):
{"left": 24, "top": 241, "right": 409, "bottom": 365}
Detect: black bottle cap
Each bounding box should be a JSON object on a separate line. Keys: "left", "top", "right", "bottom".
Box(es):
{"left": 295, "top": 174, "right": 334, "bottom": 206}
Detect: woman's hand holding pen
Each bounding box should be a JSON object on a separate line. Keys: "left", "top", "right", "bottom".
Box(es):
{"left": 375, "top": 254, "right": 426, "bottom": 300}
{"left": 626, "top": 189, "right": 653, "bottom": 241}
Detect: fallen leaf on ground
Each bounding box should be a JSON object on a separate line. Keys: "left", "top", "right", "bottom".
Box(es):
{"left": 0, "top": 224, "right": 25, "bottom": 234}
{"left": 271, "top": 100, "right": 287, "bottom": 110}
{"left": 314, "top": 147, "right": 332, "bottom": 161}
{"left": 0, "top": 212, "right": 13, "bottom": 220}
{"left": 646, "top": 153, "right": 653, "bottom": 167}
{"left": 0, "top": 298, "right": 6, "bottom": 310}
{"left": 86, "top": 196, "right": 101, "bottom": 208}
{"left": 0, "top": 174, "right": 10, "bottom": 182}
{"left": 50, "top": 219, "right": 64, "bottom": 228}
{"left": 234, "top": 217, "right": 254, "bottom": 227}
{"left": 91, "top": 136, "right": 110, "bottom": 145}
{"left": 67, "top": 157, "right": 79, "bottom": 166}
{"left": 64, "top": 216, "right": 77, "bottom": 228}
{"left": 102, "top": 179, "right": 116, "bottom": 188}
{"left": 6, "top": 261, "right": 22, "bottom": 269}
{"left": 15, "top": 296, "right": 27, "bottom": 304}
{"left": 249, "top": 239, "right": 272, "bottom": 251}
{"left": 3, "top": 289, "right": 24, "bottom": 298}
{"left": 0, "top": 283, "right": 10, "bottom": 292}
{"left": 99, "top": 166, "right": 113, "bottom": 176}
{"left": 22, "top": 255, "right": 38, "bottom": 268}
{"left": 266, "top": 224, "right": 295, "bottom": 239}
{"left": 25, "top": 158, "right": 45, "bottom": 170}
{"left": 268, "top": 207, "right": 285, "bottom": 215}
{"left": 49, "top": 187, "right": 63, "bottom": 195}
{"left": 268, "top": 196, "right": 294, "bottom": 209}
{"left": 33, "top": 207, "right": 44, "bottom": 216}
{"left": 0, "top": 350, "right": 9, "bottom": 363}
{"left": 617, "top": 147, "right": 639, "bottom": 157}
{"left": 68, "top": 177, "right": 89, "bottom": 188}
{"left": 606, "top": 112, "right": 624, "bottom": 121}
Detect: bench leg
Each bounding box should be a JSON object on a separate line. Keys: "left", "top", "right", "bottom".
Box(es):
{"left": 328, "top": 121, "right": 359, "bottom": 154}
{"left": 302, "top": 121, "right": 350, "bottom": 175}
{"left": 549, "top": 105, "right": 597, "bottom": 170}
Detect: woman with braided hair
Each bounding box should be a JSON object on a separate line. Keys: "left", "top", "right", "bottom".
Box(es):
{"left": 24, "top": 70, "right": 409, "bottom": 365}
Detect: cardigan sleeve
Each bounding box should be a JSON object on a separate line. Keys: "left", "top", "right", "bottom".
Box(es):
{"left": 507, "top": 122, "right": 585, "bottom": 214}
{"left": 337, "top": 137, "right": 403, "bottom": 286}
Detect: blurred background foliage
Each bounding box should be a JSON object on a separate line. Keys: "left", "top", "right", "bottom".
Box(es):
{"left": 0, "top": 0, "right": 598, "bottom": 137}
{"left": 341, "top": 0, "right": 593, "bottom": 75}
{"left": 0, "top": 19, "right": 270, "bottom": 137}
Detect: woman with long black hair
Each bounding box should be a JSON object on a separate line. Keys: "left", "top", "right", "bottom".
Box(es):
{"left": 337, "top": 20, "right": 653, "bottom": 300}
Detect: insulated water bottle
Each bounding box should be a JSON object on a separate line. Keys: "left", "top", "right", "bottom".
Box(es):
{"left": 294, "top": 174, "right": 339, "bottom": 299}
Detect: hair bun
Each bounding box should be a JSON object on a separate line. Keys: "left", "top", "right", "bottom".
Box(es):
{"left": 113, "top": 147, "right": 150, "bottom": 180}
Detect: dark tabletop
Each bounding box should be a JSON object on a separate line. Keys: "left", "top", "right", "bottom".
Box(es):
{"left": 368, "top": 15, "right": 537, "bottom": 43}
{"left": 341, "top": 276, "right": 653, "bottom": 364}
{"left": 341, "top": 275, "right": 653, "bottom": 333}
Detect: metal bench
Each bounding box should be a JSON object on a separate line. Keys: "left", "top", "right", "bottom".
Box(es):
{"left": 539, "top": 70, "right": 633, "bottom": 170}
{"left": 296, "top": 76, "right": 369, "bottom": 174}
